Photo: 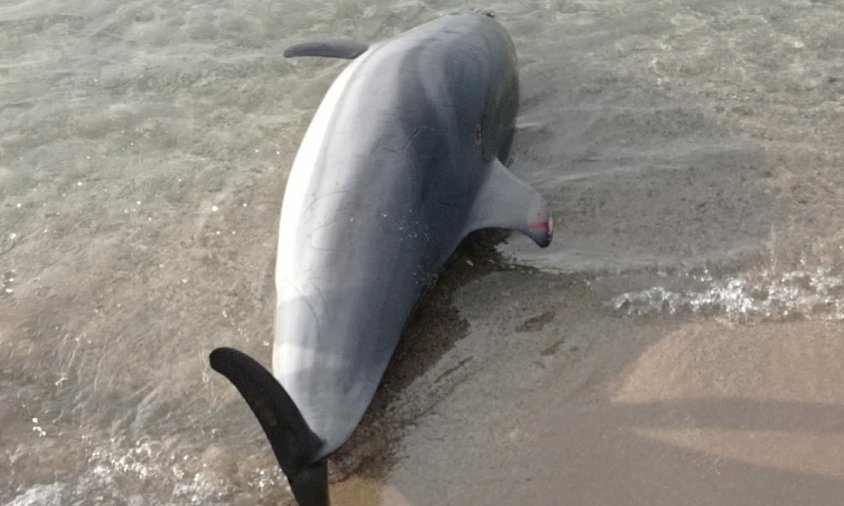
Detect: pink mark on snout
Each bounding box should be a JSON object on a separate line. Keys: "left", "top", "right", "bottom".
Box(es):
{"left": 528, "top": 215, "right": 554, "bottom": 236}
{"left": 529, "top": 220, "right": 549, "bottom": 231}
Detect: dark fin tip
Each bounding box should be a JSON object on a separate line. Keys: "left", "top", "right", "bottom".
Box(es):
{"left": 210, "top": 347, "right": 329, "bottom": 505}
{"left": 290, "top": 461, "right": 330, "bottom": 506}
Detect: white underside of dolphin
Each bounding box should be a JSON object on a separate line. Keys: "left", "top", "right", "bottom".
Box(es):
{"left": 211, "top": 12, "right": 553, "bottom": 506}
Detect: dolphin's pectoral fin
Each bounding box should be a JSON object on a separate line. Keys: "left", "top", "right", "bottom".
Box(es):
{"left": 466, "top": 159, "right": 553, "bottom": 247}
{"left": 284, "top": 40, "right": 370, "bottom": 59}
{"left": 209, "top": 347, "right": 329, "bottom": 506}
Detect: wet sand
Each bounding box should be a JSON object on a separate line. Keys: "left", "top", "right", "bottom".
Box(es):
{"left": 2, "top": 0, "right": 844, "bottom": 504}
{"left": 333, "top": 272, "right": 844, "bottom": 505}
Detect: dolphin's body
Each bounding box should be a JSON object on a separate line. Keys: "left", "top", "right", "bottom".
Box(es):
{"left": 211, "top": 13, "right": 552, "bottom": 505}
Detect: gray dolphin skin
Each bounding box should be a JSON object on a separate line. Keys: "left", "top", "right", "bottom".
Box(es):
{"left": 210, "top": 12, "right": 553, "bottom": 505}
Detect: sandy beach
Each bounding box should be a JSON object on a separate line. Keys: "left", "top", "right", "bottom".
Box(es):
{"left": 2, "top": 0, "right": 844, "bottom": 504}
{"left": 332, "top": 272, "right": 844, "bottom": 505}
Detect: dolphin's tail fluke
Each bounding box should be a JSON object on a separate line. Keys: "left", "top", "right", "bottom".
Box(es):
{"left": 209, "top": 347, "right": 329, "bottom": 506}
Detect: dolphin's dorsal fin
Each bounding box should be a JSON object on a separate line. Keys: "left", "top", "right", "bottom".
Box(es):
{"left": 284, "top": 39, "right": 370, "bottom": 59}
{"left": 465, "top": 159, "right": 553, "bottom": 247}
{"left": 209, "top": 347, "right": 330, "bottom": 505}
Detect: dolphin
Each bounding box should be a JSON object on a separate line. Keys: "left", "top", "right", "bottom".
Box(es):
{"left": 210, "top": 12, "right": 553, "bottom": 505}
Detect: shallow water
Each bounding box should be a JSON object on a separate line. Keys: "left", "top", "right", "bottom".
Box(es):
{"left": 2, "top": 0, "right": 843, "bottom": 504}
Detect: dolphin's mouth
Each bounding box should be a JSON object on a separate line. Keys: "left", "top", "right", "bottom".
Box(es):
{"left": 528, "top": 213, "right": 554, "bottom": 248}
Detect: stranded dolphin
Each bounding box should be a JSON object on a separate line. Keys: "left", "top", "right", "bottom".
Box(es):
{"left": 209, "top": 12, "right": 553, "bottom": 505}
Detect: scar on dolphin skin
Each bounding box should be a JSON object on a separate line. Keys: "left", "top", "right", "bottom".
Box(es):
{"left": 210, "top": 13, "right": 553, "bottom": 506}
